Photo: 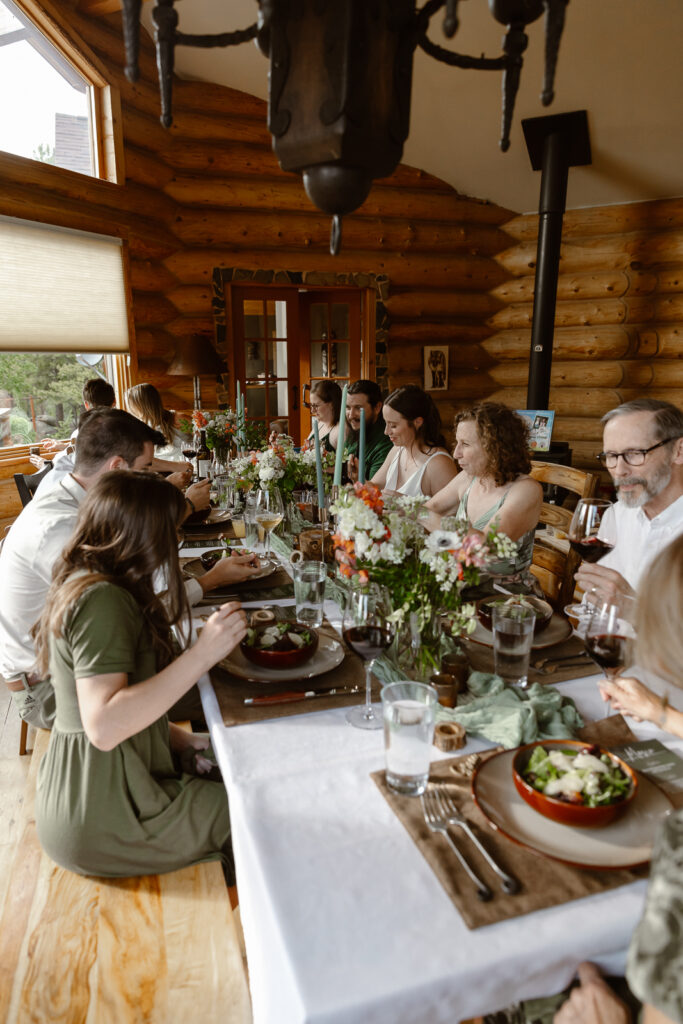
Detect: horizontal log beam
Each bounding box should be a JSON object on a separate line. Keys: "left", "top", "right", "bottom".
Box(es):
{"left": 482, "top": 327, "right": 633, "bottom": 361}
{"left": 492, "top": 269, "right": 663, "bottom": 304}
{"left": 163, "top": 249, "right": 508, "bottom": 291}
{"left": 488, "top": 295, "right": 682, "bottom": 330}
{"left": 388, "top": 322, "right": 492, "bottom": 344}
{"left": 504, "top": 197, "right": 683, "bottom": 242}
{"left": 497, "top": 231, "right": 683, "bottom": 277}
{"left": 385, "top": 291, "right": 501, "bottom": 319}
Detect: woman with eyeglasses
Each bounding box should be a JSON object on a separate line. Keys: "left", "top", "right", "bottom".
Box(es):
{"left": 306, "top": 379, "right": 342, "bottom": 453}
{"left": 371, "top": 384, "right": 457, "bottom": 498}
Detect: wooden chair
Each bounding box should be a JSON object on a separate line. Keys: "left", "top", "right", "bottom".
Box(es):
{"left": 13, "top": 462, "right": 53, "bottom": 508}
{"left": 529, "top": 461, "right": 599, "bottom": 610}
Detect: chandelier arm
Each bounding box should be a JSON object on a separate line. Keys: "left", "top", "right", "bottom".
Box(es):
{"left": 120, "top": 0, "right": 142, "bottom": 82}
{"left": 541, "top": 0, "right": 569, "bottom": 105}
{"left": 174, "top": 26, "right": 258, "bottom": 49}
{"left": 152, "top": 0, "right": 178, "bottom": 129}
{"left": 417, "top": 32, "right": 509, "bottom": 71}
{"left": 443, "top": 0, "right": 460, "bottom": 38}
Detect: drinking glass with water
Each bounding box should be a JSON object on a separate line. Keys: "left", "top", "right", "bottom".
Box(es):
{"left": 381, "top": 682, "right": 438, "bottom": 796}
{"left": 492, "top": 604, "right": 537, "bottom": 688}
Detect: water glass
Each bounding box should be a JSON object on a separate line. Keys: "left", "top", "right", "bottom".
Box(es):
{"left": 381, "top": 681, "right": 437, "bottom": 796}
{"left": 293, "top": 561, "right": 327, "bottom": 628}
{"left": 492, "top": 604, "right": 536, "bottom": 688}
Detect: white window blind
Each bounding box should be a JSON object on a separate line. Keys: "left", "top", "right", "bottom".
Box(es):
{"left": 0, "top": 216, "right": 130, "bottom": 353}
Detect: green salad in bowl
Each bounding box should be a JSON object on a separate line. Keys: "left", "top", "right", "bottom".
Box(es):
{"left": 241, "top": 621, "right": 319, "bottom": 669}
{"left": 512, "top": 739, "right": 638, "bottom": 827}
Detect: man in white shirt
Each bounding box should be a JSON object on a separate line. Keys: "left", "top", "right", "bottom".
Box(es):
{"left": 0, "top": 408, "right": 258, "bottom": 729}
{"left": 576, "top": 399, "right": 683, "bottom": 603}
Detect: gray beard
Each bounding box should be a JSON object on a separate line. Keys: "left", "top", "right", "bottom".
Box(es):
{"left": 617, "top": 462, "right": 672, "bottom": 507}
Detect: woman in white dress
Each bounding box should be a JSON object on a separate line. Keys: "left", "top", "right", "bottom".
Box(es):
{"left": 371, "top": 385, "right": 457, "bottom": 498}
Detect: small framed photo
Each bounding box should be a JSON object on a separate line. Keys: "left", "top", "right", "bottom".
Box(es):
{"left": 517, "top": 409, "right": 555, "bottom": 452}
{"left": 424, "top": 346, "right": 448, "bottom": 391}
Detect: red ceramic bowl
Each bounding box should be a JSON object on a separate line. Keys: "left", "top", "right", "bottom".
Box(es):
{"left": 477, "top": 595, "right": 553, "bottom": 635}
{"left": 512, "top": 739, "right": 638, "bottom": 828}
{"left": 241, "top": 622, "right": 319, "bottom": 670}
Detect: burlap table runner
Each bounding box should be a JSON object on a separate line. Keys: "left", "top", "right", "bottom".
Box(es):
{"left": 462, "top": 633, "right": 598, "bottom": 685}
{"left": 371, "top": 715, "right": 660, "bottom": 930}
{"left": 210, "top": 622, "right": 369, "bottom": 726}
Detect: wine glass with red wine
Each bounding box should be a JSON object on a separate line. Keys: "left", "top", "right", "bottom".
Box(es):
{"left": 583, "top": 597, "right": 636, "bottom": 716}
{"left": 343, "top": 584, "right": 394, "bottom": 730}
{"left": 568, "top": 498, "right": 615, "bottom": 565}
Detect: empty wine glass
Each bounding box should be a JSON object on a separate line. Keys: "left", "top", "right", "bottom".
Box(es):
{"left": 568, "top": 499, "right": 616, "bottom": 566}
{"left": 583, "top": 596, "right": 637, "bottom": 717}
{"left": 342, "top": 584, "right": 394, "bottom": 730}
{"left": 254, "top": 488, "right": 284, "bottom": 558}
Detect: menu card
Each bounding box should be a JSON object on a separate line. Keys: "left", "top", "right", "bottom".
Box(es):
{"left": 611, "top": 739, "right": 683, "bottom": 803}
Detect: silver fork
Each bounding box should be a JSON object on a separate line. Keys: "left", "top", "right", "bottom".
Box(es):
{"left": 421, "top": 789, "right": 492, "bottom": 902}
{"left": 434, "top": 785, "right": 520, "bottom": 895}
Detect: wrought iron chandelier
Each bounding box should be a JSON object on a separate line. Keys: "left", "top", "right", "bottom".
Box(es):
{"left": 120, "top": 0, "right": 569, "bottom": 254}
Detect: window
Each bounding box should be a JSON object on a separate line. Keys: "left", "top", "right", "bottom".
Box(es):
{"left": 0, "top": 0, "right": 97, "bottom": 175}
{"left": 0, "top": 351, "right": 108, "bottom": 446}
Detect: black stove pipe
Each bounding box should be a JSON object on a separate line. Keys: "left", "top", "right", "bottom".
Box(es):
{"left": 522, "top": 111, "right": 592, "bottom": 410}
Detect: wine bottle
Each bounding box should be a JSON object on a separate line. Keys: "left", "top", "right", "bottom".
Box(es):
{"left": 196, "top": 429, "right": 211, "bottom": 479}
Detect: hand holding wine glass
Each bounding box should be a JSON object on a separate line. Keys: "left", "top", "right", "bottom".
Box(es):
{"left": 343, "top": 584, "right": 394, "bottom": 730}
{"left": 583, "top": 596, "right": 636, "bottom": 717}
{"left": 255, "top": 488, "right": 284, "bottom": 558}
{"left": 568, "top": 498, "right": 616, "bottom": 565}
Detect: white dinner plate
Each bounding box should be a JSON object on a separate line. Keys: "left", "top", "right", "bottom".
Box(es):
{"left": 183, "top": 555, "right": 280, "bottom": 584}
{"left": 465, "top": 612, "right": 572, "bottom": 650}
{"left": 472, "top": 748, "right": 673, "bottom": 870}
{"left": 219, "top": 632, "right": 344, "bottom": 683}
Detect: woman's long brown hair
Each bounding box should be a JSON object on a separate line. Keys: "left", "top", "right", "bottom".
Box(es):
{"left": 34, "top": 471, "right": 189, "bottom": 675}
{"left": 125, "top": 383, "right": 176, "bottom": 445}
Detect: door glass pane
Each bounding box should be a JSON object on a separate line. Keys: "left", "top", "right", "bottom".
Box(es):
{"left": 245, "top": 339, "right": 265, "bottom": 380}
{"left": 309, "top": 303, "right": 328, "bottom": 341}
{"left": 269, "top": 384, "right": 288, "bottom": 417}
{"left": 245, "top": 384, "right": 266, "bottom": 418}
{"left": 310, "top": 342, "right": 329, "bottom": 378}
{"left": 266, "top": 300, "right": 287, "bottom": 339}
{"left": 330, "top": 303, "right": 349, "bottom": 340}
{"left": 269, "top": 341, "right": 288, "bottom": 379}
{"left": 243, "top": 299, "right": 264, "bottom": 338}
{"left": 329, "top": 342, "right": 349, "bottom": 378}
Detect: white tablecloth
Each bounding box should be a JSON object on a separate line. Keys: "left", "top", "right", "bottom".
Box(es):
{"left": 188, "top": 547, "right": 682, "bottom": 1023}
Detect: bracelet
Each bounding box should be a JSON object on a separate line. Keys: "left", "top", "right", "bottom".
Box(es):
{"left": 657, "top": 694, "right": 669, "bottom": 729}
{"left": 185, "top": 495, "right": 196, "bottom": 514}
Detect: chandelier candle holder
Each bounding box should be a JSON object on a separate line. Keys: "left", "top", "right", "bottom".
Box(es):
{"left": 120, "top": 0, "right": 570, "bottom": 254}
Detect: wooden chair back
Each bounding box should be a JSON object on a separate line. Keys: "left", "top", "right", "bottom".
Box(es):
{"left": 12, "top": 462, "right": 52, "bottom": 508}
{"left": 529, "top": 461, "right": 600, "bottom": 609}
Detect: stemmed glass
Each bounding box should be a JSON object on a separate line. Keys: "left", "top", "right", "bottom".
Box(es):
{"left": 568, "top": 498, "right": 615, "bottom": 564}
{"left": 254, "top": 488, "right": 284, "bottom": 558}
{"left": 342, "top": 584, "right": 394, "bottom": 730}
{"left": 583, "top": 597, "right": 637, "bottom": 717}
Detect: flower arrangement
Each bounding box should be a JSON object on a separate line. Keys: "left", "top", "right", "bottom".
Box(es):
{"left": 331, "top": 482, "right": 519, "bottom": 676}
{"left": 183, "top": 408, "right": 268, "bottom": 456}
{"left": 224, "top": 435, "right": 335, "bottom": 498}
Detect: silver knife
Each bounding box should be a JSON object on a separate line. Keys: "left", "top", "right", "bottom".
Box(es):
{"left": 244, "top": 685, "right": 361, "bottom": 706}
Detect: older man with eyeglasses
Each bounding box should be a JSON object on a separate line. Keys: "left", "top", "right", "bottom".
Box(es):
{"left": 576, "top": 398, "right": 683, "bottom": 603}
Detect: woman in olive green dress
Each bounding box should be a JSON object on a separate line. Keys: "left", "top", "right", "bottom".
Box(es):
{"left": 34, "top": 470, "right": 247, "bottom": 878}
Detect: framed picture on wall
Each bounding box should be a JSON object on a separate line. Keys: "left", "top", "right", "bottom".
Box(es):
{"left": 424, "top": 346, "right": 449, "bottom": 391}
{"left": 517, "top": 409, "right": 555, "bottom": 452}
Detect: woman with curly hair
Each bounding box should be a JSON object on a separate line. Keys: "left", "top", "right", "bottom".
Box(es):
{"left": 372, "top": 384, "right": 457, "bottom": 498}
{"left": 33, "top": 470, "right": 246, "bottom": 879}
{"left": 426, "top": 402, "right": 542, "bottom": 576}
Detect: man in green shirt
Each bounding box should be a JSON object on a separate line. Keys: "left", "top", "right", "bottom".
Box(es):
{"left": 343, "top": 380, "right": 393, "bottom": 482}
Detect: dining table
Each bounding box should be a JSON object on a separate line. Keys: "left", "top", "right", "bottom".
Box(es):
{"left": 182, "top": 539, "right": 683, "bottom": 1024}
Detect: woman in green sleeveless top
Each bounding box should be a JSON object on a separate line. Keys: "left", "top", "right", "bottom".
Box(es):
{"left": 426, "top": 402, "right": 543, "bottom": 581}
{"left": 34, "top": 470, "right": 247, "bottom": 879}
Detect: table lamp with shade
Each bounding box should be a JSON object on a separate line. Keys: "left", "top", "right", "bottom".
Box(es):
{"left": 166, "top": 332, "right": 225, "bottom": 411}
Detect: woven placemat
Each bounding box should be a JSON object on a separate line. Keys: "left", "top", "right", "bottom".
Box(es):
{"left": 180, "top": 556, "right": 294, "bottom": 605}
{"left": 462, "top": 633, "right": 597, "bottom": 685}
{"left": 210, "top": 621, "right": 369, "bottom": 726}
{"left": 371, "top": 715, "right": 653, "bottom": 930}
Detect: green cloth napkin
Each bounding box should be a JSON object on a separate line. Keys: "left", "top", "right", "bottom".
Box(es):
{"left": 435, "top": 670, "right": 584, "bottom": 749}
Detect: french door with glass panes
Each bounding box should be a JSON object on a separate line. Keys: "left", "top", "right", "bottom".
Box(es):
{"left": 229, "top": 286, "right": 362, "bottom": 445}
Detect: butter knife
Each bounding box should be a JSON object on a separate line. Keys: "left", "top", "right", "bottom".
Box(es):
{"left": 245, "top": 685, "right": 361, "bottom": 706}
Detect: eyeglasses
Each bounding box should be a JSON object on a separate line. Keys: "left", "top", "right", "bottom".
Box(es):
{"left": 305, "top": 401, "right": 325, "bottom": 412}
{"left": 596, "top": 437, "right": 679, "bottom": 468}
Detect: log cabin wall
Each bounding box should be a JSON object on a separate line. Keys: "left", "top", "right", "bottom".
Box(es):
{"left": 486, "top": 199, "right": 683, "bottom": 474}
